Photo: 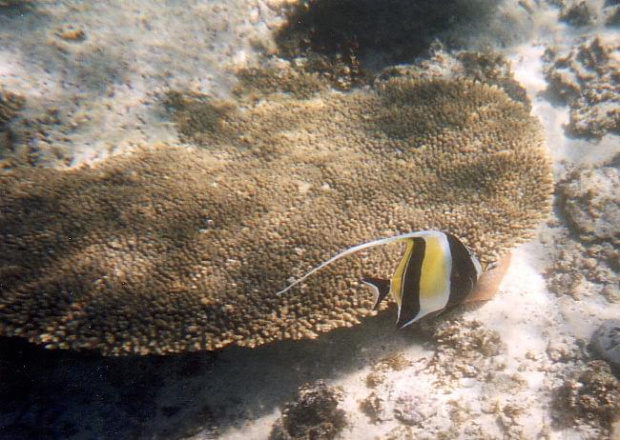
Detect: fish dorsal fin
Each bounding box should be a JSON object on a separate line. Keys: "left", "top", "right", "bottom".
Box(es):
{"left": 362, "top": 277, "right": 391, "bottom": 310}
{"left": 275, "top": 230, "right": 442, "bottom": 296}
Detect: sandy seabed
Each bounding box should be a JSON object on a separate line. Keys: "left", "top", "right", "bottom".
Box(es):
{"left": 0, "top": 1, "right": 619, "bottom": 439}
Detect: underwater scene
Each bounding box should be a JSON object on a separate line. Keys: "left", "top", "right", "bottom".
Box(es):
{"left": 0, "top": 0, "right": 619, "bottom": 439}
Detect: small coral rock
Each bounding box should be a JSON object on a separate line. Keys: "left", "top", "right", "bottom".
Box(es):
{"left": 543, "top": 36, "right": 620, "bottom": 140}
{"left": 557, "top": 161, "right": 620, "bottom": 244}
{"left": 547, "top": 158, "right": 620, "bottom": 301}
{"left": 554, "top": 361, "right": 620, "bottom": 435}
{"left": 591, "top": 320, "right": 620, "bottom": 378}
{"left": 559, "top": 1, "right": 595, "bottom": 26}
{"left": 0, "top": 87, "right": 24, "bottom": 128}
{"left": 270, "top": 380, "right": 346, "bottom": 440}
{"left": 393, "top": 392, "right": 438, "bottom": 427}
{"left": 432, "top": 319, "right": 505, "bottom": 380}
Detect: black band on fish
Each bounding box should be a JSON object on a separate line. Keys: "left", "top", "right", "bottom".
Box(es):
{"left": 276, "top": 230, "right": 482, "bottom": 329}
{"left": 445, "top": 233, "right": 481, "bottom": 309}
{"left": 361, "top": 277, "right": 391, "bottom": 310}
{"left": 397, "top": 237, "right": 425, "bottom": 328}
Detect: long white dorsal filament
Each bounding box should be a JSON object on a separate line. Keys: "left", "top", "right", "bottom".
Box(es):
{"left": 276, "top": 230, "right": 439, "bottom": 295}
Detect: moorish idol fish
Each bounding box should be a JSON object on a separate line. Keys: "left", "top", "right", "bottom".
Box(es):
{"left": 276, "top": 231, "right": 483, "bottom": 328}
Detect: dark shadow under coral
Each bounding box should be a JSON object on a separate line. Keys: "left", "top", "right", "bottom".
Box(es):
{"left": 0, "top": 311, "right": 429, "bottom": 440}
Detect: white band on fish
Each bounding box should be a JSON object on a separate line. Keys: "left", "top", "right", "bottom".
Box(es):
{"left": 276, "top": 230, "right": 482, "bottom": 328}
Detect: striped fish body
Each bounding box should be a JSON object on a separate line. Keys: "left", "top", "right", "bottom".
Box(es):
{"left": 363, "top": 232, "right": 481, "bottom": 328}
{"left": 276, "top": 230, "right": 482, "bottom": 329}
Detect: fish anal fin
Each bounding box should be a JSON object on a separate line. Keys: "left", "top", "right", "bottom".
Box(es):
{"left": 362, "top": 277, "right": 391, "bottom": 310}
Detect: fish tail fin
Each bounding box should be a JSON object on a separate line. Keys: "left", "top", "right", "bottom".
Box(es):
{"left": 362, "top": 277, "right": 391, "bottom": 310}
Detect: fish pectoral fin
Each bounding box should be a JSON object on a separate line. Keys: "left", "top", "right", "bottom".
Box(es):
{"left": 362, "top": 277, "right": 391, "bottom": 310}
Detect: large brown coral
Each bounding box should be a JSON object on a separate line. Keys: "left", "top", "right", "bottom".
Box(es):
{"left": 0, "top": 78, "right": 552, "bottom": 355}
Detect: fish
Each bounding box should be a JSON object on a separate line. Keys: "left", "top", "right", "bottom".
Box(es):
{"left": 276, "top": 230, "right": 483, "bottom": 328}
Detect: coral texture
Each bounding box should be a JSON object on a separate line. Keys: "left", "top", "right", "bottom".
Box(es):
{"left": 546, "top": 157, "right": 619, "bottom": 301}
{"left": 591, "top": 320, "right": 620, "bottom": 378}
{"left": 0, "top": 87, "right": 25, "bottom": 161}
{"left": 270, "top": 380, "right": 346, "bottom": 440}
{"left": 543, "top": 36, "right": 619, "bottom": 139}
{"left": 558, "top": 159, "right": 620, "bottom": 245}
{"left": 430, "top": 318, "right": 504, "bottom": 381}
{"left": 0, "top": 78, "right": 552, "bottom": 355}
{"left": 0, "top": 87, "right": 24, "bottom": 128}
{"left": 559, "top": 1, "right": 595, "bottom": 26}
{"left": 553, "top": 361, "right": 620, "bottom": 436}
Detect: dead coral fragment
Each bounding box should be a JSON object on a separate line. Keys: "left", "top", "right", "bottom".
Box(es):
{"left": 1, "top": 77, "right": 552, "bottom": 355}
{"left": 547, "top": 157, "right": 619, "bottom": 301}
{"left": 553, "top": 361, "right": 620, "bottom": 435}
{"left": 559, "top": 1, "right": 595, "bottom": 26}
{"left": 359, "top": 391, "right": 386, "bottom": 423}
{"left": 431, "top": 319, "right": 505, "bottom": 381}
{"left": 543, "top": 36, "right": 619, "bottom": 139}
{"left": 270, "top": 380, "right": 346, "bottom": 440}
{"left": 591, "top": 320, "right": 620, "bottom": 378}
{"left": 557, "top": 160, "right": 620, "bottom": 245}
{"left": 393, "top": 392, "right": 439, "bottom": 427}
{"left": 365, "top": 353, "right": 411, "bottom": 387}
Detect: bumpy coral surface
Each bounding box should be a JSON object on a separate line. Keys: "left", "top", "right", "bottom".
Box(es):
{"left": 430, "top": 318, "right": 505, "bottom": 381}
{"left": 270, "top": 380, "right": 346, "bottom": 440}
{"left": 591, "top": 320, "right": 620, "bottom": 378}
{"left": 554, "top": 361, "right": 620, "bottom": 436}
{"left": 0, "top": 87, "right": 25, "bottom": 164}
{"left": 0, "top": 78, "right": 552, "bottom": 355}
{"left": 543, "top": 36, "right": 619, "bottom": 139}
{"left": 0, "top": 87, "right": 24, "bottom": 127}
{"left": 558, "top": 158, "right": 620, "bottom": 244}
{"left": 547, "top": 156, "right": 619, "bottom": 301}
